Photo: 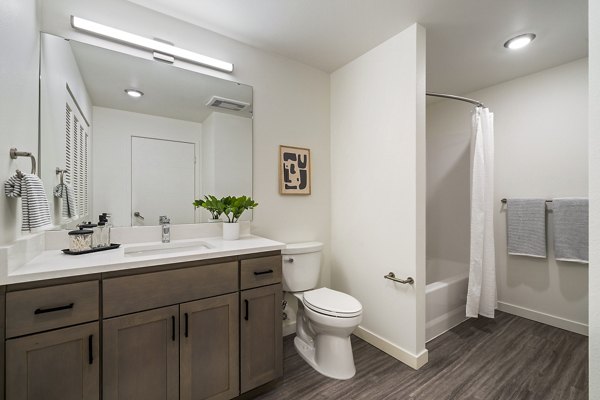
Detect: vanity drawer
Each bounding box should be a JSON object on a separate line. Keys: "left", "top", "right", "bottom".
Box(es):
{"left": 240, "top": 255, "right": 282, "bottom": 290}
{"left": 6, "top": 281, "right": 99, "bottom": 338}
{"left": 103, "top": 261, "right": 238, "bottom": 318}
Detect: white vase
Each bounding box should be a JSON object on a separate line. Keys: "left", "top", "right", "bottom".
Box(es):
{"left": 222, "top": 222, "right": 240, "bottom": 240}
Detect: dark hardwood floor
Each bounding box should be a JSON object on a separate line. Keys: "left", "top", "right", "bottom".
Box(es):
{"left": 256, "top": 311, "right": 588, "bottom": 400}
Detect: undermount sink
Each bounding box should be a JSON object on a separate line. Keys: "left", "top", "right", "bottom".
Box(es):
{"left": 124, "top": 240, "right": 213, "bottom": 257}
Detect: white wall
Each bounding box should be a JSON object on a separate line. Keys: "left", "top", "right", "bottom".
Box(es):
{"left": 427, "top": 59, "right": 589, "bottom": 334}
{"left": 39, "top": 0, "right": 331, "bottom": 283}
{"left": 39, "top": 33, "right": 93, "bottom": 226}
{"left": 331, "top": 24, "right": 427, "bottom": 368}
{"left": 0, "top": 0, "right": 40, "bottom": 245}
{"left": 202, "top": 112, "right": 252, "bottom": 201}
{"left": 588, "top": 0, "right": 599, "bottom": 396}
{"left": 92, "top": 107, "right": 202, "bottom": 227}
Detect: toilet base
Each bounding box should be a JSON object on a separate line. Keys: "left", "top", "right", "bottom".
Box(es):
{"left": 294, "top": 335, "right": 356, "bottom": 380}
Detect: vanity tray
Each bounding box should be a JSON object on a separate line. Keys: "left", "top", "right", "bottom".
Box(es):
{"left": 62, "top": 243, "right": 121, "bottom": 255}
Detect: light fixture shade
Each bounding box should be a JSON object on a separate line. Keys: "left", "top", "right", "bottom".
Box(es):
{"left": 71, "top": 16, "right": 234, "bottom": 73}
{"left": 504, "top": 33, "right": 536, "bottom": 50}
{"left": 124, "top": 89, "right": 144, "bottom": 98}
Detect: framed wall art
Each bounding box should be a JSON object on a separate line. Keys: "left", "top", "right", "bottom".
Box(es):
{"left": 279, "top": 145, "right": 311, "bottom": 195}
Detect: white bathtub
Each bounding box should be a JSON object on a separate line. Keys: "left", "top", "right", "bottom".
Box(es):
{"left": 426, "top": 259, "right": 469, "bottom": 342}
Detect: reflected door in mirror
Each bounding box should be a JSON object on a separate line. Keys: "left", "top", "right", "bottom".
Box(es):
{"left": 131, "top": 137, "right": 195, "bottom": 225}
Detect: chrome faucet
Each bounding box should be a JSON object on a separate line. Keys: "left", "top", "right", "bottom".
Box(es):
{"left": 159, "top": 216, "right": 170, "bottom": 243}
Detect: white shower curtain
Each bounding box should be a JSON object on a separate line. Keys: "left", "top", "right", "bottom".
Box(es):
{"left": 466, "top": 107, "right": 496, "bottom": 318}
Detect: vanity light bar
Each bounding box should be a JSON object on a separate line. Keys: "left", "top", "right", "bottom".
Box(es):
{"left": 70, "top": 16, "right": 234, "bottom": 73}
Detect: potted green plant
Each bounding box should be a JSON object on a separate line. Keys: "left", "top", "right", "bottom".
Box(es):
{"left": 221, "top": 195, "right": 258, "bottom": 240}
{"left": 193, "top": 195, "right": 224, "bottom": 222}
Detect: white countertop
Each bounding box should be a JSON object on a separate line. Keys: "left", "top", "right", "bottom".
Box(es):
{"left": 5, "top": 235, "right": 284, "bottom": 285}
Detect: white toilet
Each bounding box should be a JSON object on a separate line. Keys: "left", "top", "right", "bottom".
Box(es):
{"left": 282, "top": 242, "right": 363, "bottom": 380}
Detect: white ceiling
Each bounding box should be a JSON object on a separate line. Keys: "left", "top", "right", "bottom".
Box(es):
{"left": 70, "top": 40, "right": 253, "bottom": 123}
{"left": 127, "top": 0, "right": 588, "bottom": 96}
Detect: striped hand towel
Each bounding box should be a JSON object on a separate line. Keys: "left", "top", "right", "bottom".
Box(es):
{"left": 4, "top": 173, "right": 53, "bottom": 231}
{"left": 54, "top": 183, "right": 78, "bottom": 221}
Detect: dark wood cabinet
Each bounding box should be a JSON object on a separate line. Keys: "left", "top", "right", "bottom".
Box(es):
{"left": 180, "top": 293, "right": 239, "bottom": 400}
{"left": 103, "top": 305, "right": 179, "bottom": 400}
{"left": 5, "top": 322, "right": 99, "bottom": 400}
{"left": 3, "top": 251, "right": 283, "bottom": 399}
{"left": 240, "top": 283, "right": 283, "bottom": 393}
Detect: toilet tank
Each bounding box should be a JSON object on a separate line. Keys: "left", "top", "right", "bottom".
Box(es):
{"left": 281, "top": 242, "right": 324, "bottom": 292}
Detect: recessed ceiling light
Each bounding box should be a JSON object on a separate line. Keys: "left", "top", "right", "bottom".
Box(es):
{"left": 504, "top": 33, "right": 536, "bottom": 50}
{"left": 124, "top": 89, "right": 144, "bottom": 98}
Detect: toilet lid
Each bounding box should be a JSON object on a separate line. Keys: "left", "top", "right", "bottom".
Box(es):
{"left": 303, "top": 288, "right": 362, "bottom": 318}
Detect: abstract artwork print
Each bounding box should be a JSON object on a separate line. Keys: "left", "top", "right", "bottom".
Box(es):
{"left": 279, "top": 145, "right": 311, "bottom": 195}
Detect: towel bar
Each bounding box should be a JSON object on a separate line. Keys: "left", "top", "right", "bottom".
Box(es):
{"left": 10, "top": 148, "right": 37, "bottom": 175}
{"left": 501, "top": 198, "right": 552, "bottom": 204}
{"left": 384, "top": 272, "right": 414, "bottom": 285}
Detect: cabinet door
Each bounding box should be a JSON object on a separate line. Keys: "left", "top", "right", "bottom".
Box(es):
{"left": 6, "top": 322, "right": 99, "bottom": 400}
{"left": 180, "top": 293, "right": 239, "bottom": 400}
{"left": 103, "top": 306, "right": 179, "bottom": 400}
{"left": 240, "top": 284, "right": 283, "bottom": 393}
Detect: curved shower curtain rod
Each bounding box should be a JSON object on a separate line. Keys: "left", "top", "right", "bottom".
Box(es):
{"left": 426, "top": 91, "right": 486, "bottom": 108}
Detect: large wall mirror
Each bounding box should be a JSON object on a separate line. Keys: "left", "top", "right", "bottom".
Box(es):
{"left": 39, "top": 33, "right": 253, "bottom": 228}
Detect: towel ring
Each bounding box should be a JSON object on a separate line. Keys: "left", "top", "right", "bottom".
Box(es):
{"left": 10, "top": 148, "right": 37, "bottom": 175}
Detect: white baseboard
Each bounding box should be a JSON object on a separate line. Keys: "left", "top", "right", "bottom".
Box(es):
{"left": 353, "top": 326, "right": 428, "bottom": 370}
{"left": 497, "top": 301, "right": 588, "bottom": 336}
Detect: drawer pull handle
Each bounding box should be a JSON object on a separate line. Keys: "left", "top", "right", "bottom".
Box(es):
{"left": 34, "top": 303, "right": 74, "bottom": 315}
{"left": 171, "top": 316, "right": 176, "bottom": 341}
{"left": 88, "top": 335, "right": 93, "bottom": 365}
{"left": 244, "top": 299, "right": 249, "bottom": 321}
{"left": 184, "top": 313, "right": 189, "bottom": 338}
{"left": 254, "top": 269, "right": 274, "bottom": 276}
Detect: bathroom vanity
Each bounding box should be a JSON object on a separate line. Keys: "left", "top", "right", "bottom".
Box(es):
{"left": 0, "top": 235, "right": 284, "bottom": 400}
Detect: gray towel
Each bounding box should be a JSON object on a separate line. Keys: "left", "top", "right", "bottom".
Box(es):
{"left": 4, "top": 173, "right": 53, "bottom": 231}
{"left": 54, "top": 183, "right": 78, "bottom": 220}
{"left": 552, "top": 198, "right": 588, "bottom": 263}
{"left": 506, "top": 198, "right": 547, "bottom": 258}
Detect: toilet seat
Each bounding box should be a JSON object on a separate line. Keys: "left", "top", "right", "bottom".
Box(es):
{"left": 302, "top": 288, "right": 362, "bottom": 318}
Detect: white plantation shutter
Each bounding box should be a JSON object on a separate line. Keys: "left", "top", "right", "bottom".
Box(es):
{"left": 65, "top": 101, "right": 90, "bottom": 219}
{"left": 65, "top": 104, "right": 72, "bottom": 185}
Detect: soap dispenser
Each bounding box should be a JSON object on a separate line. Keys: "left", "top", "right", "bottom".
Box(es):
{"left": 97, "top": 213, "right": 112, "bottom": 247}
{"left": 159, "top": 215, "right": 170, "bottom": 243}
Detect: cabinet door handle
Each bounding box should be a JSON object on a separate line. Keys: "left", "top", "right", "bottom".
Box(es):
{"left": 184, "top": 313, "right": 189, "bottom": 338}
{"left": 88, "top": 334, "right": 93, "bottom": 365}
{"left": 34, "top": 303, "right": 74, "bottom": 315}
{"left": 171, "top": 316, "right": 176, "bottom": 341}
{"left": 244, "top": 299, "right": 249, "bottom": 321}
{"left": 253, "top": 269, "right": 274, "bottom": 276}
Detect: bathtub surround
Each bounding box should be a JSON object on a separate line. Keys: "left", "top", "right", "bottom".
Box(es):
{"left": 466, "top": 107, "right": 496, "bottom": 319}
{"left": 425, "top": 260, "right": 469, "bottom": 341}
{"left": 427, "top": 58, "right": 588, "bottom": 335}
{"left": 331, "top": 24, "right": 427, "bottom": 369}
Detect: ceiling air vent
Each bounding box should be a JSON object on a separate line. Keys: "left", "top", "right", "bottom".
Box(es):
{"left": 206, "top": 96, "right": 249, "bottom": 112}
